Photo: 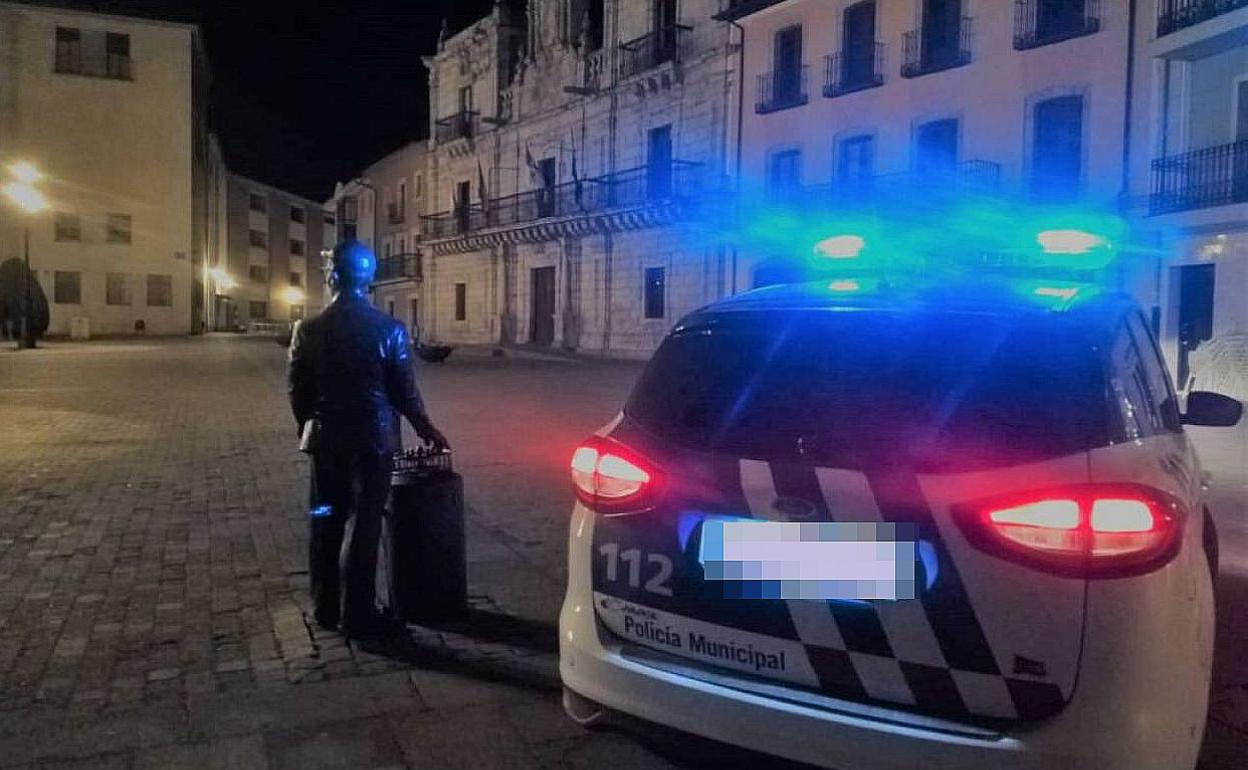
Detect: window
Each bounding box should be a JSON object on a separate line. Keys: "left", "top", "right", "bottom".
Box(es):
{"left": 289, "top": 206, "right": 305, "bottom": 223}
{"left": 458, "top": 85, "right": 473, "bottom": 114}
{"left": 454, "top": 283, "right": 467, "bottom": 321}
{"left": 388, "top": 300, "right": 396, "bottom": 317}
{"left": 55, "top": 27, "right": 130, "bottom": 79}
{"left": 627, "top": 311, "right": 1109, "bottom": 472}
{"left": 767, "top": 149, "right": 802, "bottom": 197}
{"left": 106, "top": 214, "right": 132, "bottom": 244}
{"left": 289, "top": 272, "right": 303, "bottom": 288}
{"left": 323, "top": 212, "right": 336, "bottom": 226}
{"left": 249, "top": 301, "right": 267, "bottom": 320}
{"left": 1031, "top": 94, "right": 1083, "bottom": 201}
{"left": 838, "top": 135, "right": 875, "bottom": 187}
{"left": 398, "top": 181, "right": 407, "bottom": 213}
{"left": 105, "top": 273, "right": 131, "bottom": 306}
{"left": 249, "top": 194, "right": 267, "bottom": 213}
{"left": 105, "top": 33, "right": 130, "bottom": 79}
{"left": 248, "top": 265, "right": 268, "bottom": 283}
{"left": 644, "top": 267, "right": 666, "bottom": 319}
{"left": 536, "top": 159, "right": 557, "bottom": 216}
{"left": 1110, "top": 314, "right": 1182, "bottom": 439}
{"left": 414, "top": 174, "right": 424, "bottom": 197}
{"left": 55, "top": 27, "right": 82, "bottom": 73}
{"left": 647, "top": 125, "right": 673, "bottom": 198}
{"left": 455, "top": 181, "right": 471, "bottom": 231}
{"left": 290, "top": 304, "right": 305, "bottom": 321}
{"left": 840, "top": 1, "right": 878, "bottom": 89}
{"left": 54, "top": 271, "right": 81, "bottom": 304}
{"left": 290, "top": 239, "right": 305, "bottom": 256}
{"left": 915, "top": 118, "right": 959, "bottom": 173}
{"left": 146, "top": 274, "right": 172, "bottom": 307}
{"left": 54, "top": 213, "right": 82, "bottom": 242}
{"left": 249, "top": 229, "right": 267, "bottom": 249}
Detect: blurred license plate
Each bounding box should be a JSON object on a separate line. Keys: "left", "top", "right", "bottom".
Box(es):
{"left": 698, "top": 520, "right": 919, "bottom": 600}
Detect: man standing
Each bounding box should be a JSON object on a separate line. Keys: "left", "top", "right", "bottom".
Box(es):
{"left": 288, "top": 239, "right": 449, "bottom": 639}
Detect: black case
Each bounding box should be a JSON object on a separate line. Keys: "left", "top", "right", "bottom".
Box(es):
{"left": 386, "top": 450, "right": 467, "bottom": 622}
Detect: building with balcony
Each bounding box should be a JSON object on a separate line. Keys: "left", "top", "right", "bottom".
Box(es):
{"left": 367, "top": 140, "right": 431, "bottom": 336}
{"left": 1132, "top": 0, "right": 1248, "bottom": 392}
{"left": 415, "top": 0, "right": 737, "bottom": 355}
{"left": 211, "top": 173, "right": 328, "bottom": 331}
{"left": 721, "top": 0, "right": 1129, "bottom": 291}
{"left": 0, "top": 2, "right": 214, "bottom": 336}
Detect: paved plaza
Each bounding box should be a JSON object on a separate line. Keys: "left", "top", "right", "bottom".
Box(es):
{"left": 0, "top": 337, "right": 1246, "bottom": 769}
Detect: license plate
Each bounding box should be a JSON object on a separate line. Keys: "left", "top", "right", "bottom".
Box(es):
{"left": 698, "top": 520, "right": 920, "bottom": 600}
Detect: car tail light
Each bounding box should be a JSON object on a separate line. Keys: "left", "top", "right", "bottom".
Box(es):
{"left": 570, "top": 436, "right": 662, "bottom": 514}
{"left": 954, "top": 484, "right": 1183, "bottom": 578}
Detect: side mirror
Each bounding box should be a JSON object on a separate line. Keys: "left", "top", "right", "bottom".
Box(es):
{"left": 1182, "top": 391, "right": 1243, "bottom": 427}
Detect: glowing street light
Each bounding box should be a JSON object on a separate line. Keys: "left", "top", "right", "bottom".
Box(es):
{"left": 208, "top": 267, "right": 237, "bottom": 292}
{"left": 3, "top": 164, "right": 46, "bottom": 349}
{"left": 281, "top": 286, "right": 305, "bottom": 305}
{"left": 7, "top": 162, "right": 43, "bottom": 185}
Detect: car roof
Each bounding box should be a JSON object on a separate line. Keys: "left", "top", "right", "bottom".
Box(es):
{"left": 694, "top": 275, "right": 1140, "bottom": 329}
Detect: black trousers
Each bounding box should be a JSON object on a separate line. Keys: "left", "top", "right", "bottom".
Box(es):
{"left": 308, "top": 445, "right": 392, "bottom": 631}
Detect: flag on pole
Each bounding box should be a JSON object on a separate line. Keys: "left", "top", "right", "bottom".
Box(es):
{"left": 477, "top": 160, "right": 489, "bottom": 210}
{"left": 524, "top": 142, "right": 542, "bottom": 186}
{"left": 570, "top": 128, "right": 583, "bottom": 210}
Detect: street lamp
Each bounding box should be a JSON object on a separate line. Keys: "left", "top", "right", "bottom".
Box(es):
{"left": 2, "top": 163, "right": 48, "bottom": 349}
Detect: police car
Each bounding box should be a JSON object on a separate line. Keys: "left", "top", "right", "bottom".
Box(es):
{"left": 557, "top": 244, "right": 1242, "bottom": 769}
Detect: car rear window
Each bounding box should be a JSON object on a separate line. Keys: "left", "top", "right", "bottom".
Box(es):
{"left": 625, "top": 309, "right": 1110, "bottom": 472}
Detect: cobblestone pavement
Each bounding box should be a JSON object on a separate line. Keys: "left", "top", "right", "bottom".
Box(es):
{"left": 0, "top": 337, "right": 1245, "bottom": 769}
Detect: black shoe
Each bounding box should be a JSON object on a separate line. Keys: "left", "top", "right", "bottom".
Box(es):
{"left": 313, "top": 609, "right": 339, "bottom": 631}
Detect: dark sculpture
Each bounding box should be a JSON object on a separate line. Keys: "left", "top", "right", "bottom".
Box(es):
{"left": 0, "top": 257, "right": 49, "bottom": 341}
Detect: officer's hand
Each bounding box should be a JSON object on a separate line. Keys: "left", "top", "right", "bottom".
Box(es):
{"left": 421, "top": 425, "right": 451, "bottom": 453}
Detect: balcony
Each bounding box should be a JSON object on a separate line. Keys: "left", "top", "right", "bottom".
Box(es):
{"left": 1150, "top": 140, "right": 1248, "bottom": 215}
{"left": 375, "top": 253, "right": 423, "bottom": 283}
{"left": 619, "top": 24, "right": 693, "bottom": 79}
{"left": 795, "top": 160, "right": 1002, "bottom": 208}
{"left": 1157, "top": 0, "right": 1248, "bottom": 37}
{"left": 420, "top": 161, "right": 703, "bottom": 240}
{"left": 1014, "top": 0, "right": 1100, "bottom": 49}
{"left": 755, "top": 66, "right": 808, "bottom": 114}
{"left": 387, "top": 202, "right": 405, "bottom": 225}
{"left": 901, "top": 17, "right": 973, "bottom": 78}
{"left": 435, "top": 110, "right": 479, "bottom": 143}
{"left": 823, "top": 43, "right": 884, "bottom": 98}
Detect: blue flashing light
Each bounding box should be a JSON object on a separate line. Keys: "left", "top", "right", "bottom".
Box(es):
{"left": 1036, "top": 229, "right": 1108, "bottom": 255}
{"left": 310, "top": 505, "right": 333, "bottom": 518}
{"left": 813, "top": 234, "right": 865, "bottom": 259}
{"left": 1034, "top": 285, "right": 1080, "bottom": 301}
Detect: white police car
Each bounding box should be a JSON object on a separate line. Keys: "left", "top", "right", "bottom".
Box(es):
{"left": 558, "top": 271, "right": 1242, "bottom": 770}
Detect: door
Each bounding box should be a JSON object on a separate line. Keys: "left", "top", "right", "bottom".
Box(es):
{"left": 1036, "top": 0, "right": 1085, "bottom": 41}
{"left": 455, "top": 181, "right": 471, "bottom": 232}
{"left": 530, "top": 266, "right": 557, "bottom": 346}
{"left": 647, "top": 125, "right": 673, "bottom": 198}
{"left": 773, "top": 26, "right": 802, "bottom": 103}
{"left": 538, "top": 157, "right": 557, "bottom": 216}
{"left": 921, "top": 0, "right": 961, "bottom": 69}
{"left": 842, "top": 1, "right": 876, "bottom": 87}
{"left": 916, "top": 118, "right": 958, "bottom": 174}
{"left": 1176, "top": 263, "right": 1216, "bottom": 387}
{"left": 409, "top": 298, "right": 420, "bottom": 343}
{"left": 654, "top": 0, "right": 678, "bottom": 60}
{"left": 1031, "top": 95, "right": 1084, "bottom": 201}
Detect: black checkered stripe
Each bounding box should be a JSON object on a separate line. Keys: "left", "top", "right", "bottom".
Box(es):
{"left": 728, "top": 457, "right": 1068, "bottom": 723}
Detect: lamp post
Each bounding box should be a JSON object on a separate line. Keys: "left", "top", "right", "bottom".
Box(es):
{"left": 3, "top": 163, "right": 48, "bottom": 350}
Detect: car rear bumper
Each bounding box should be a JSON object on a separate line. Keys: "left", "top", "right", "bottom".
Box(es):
{"left": 559, "top": 505, "right": 1211, "bottom": 770}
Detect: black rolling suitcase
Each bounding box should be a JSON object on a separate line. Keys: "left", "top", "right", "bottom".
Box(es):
{"left": 384, "top": 448, "right": 467, "bottom": 622}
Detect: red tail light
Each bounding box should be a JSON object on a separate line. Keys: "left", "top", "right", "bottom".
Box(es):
{"left": 954, "top": 484, "right": 1183, "bottom": 578}
{"left": 570, "top": 436, "right": 661, "bottom": 514}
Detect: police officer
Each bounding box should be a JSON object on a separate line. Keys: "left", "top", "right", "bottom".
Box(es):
{"left": 288, "top": 239, "right": 449, "bottom": 639}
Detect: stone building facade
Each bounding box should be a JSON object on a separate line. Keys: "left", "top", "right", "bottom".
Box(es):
{"left": 411, "top": 0, "right": 739, "bottom": 357}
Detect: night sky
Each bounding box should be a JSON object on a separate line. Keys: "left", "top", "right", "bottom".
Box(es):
{"left": 27, "top": 0, "right": 498, "bottom": 200}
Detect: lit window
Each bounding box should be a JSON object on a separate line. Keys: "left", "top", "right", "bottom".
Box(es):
{"left": 107, "top": 214, "right": 132, "bottom": 244}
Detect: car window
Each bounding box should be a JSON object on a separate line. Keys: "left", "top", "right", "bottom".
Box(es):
{"left": 626, "top": 310, "right": 1111, "bottom": 472}
{"left": 1109, "top": 317, "right": 1174, "bottom": 440}
{"left": 1126, "top": 312, "right": 1182, "bottom": 433}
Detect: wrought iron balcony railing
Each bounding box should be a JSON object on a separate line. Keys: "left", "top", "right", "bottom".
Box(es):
{"left": 823, "top": 43, "right": 884, "bottom": 98}
{"left": 1150, "top": 140, "right": 1248, "bottom": 215}
{"left": 901, "top": 17, "right": 973, "bottom": 78}
{"left": 420, "top": 161, "right": 703, "bottom": 239}
{"left": 434, "top": 110, "right": 479, "bottom": 143}
{"left": 387, "top": 202, "right": 405, "bottom": 225}
{"left": 619, "top": 24, "right": 693, "bottom": 79}
{"left": 1157, "top": 0, "right": 1248, "bottom": 37}
{"left": 1014, "top": 0, "right": 1101, "bottom": 49}
{"left": 755, "top": 66, "right": 808, "bottom": 114}
{"left": 374, "top": 253, "right": 423, "bottom": 283}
